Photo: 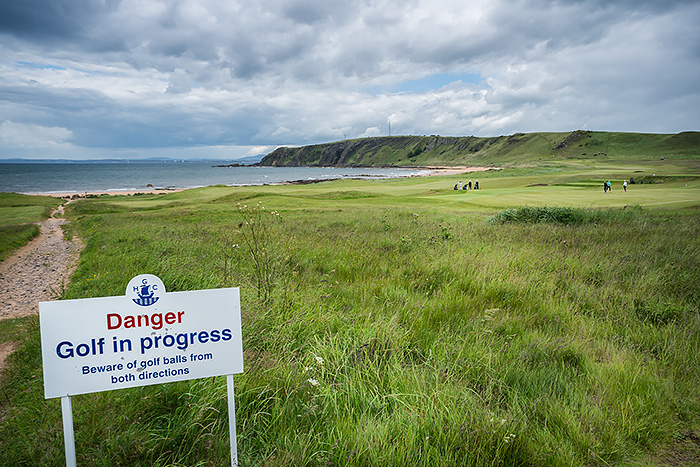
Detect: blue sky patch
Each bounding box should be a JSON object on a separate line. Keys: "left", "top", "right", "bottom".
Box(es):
{"left": 391, "top": 72, "right": 484, "bottom": 93}
{"left": 17, "top": 61, "right": 66, "bottom": 71}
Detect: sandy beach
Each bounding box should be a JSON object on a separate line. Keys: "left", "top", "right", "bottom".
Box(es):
{"left": 33, "top": 188, "right": 187, "bottom": 198}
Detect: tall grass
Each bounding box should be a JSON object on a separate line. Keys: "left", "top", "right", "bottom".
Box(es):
{"left": 0, "top": 193, "right": 62, "bottom": 260}
{"left": 1, "top": 187, "right": 698, "bottom": 466}
{"left": 0, "top": 223, "right": 40, "bottom": 261}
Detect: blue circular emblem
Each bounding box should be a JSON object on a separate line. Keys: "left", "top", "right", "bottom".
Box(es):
{"left": 126, "top": 274, "right": 165, "bottom": 307}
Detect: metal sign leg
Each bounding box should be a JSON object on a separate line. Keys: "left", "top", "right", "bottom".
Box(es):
{"left": 61, "top": 396, "right": 77, "bottom": 467}
{"left": 227, "top": 374, "right": 238, "bottom": 466}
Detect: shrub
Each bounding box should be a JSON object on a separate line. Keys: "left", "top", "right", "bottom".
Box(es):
{"left": 488, "top": 206, "right": 586, "bottom": 225}
{"left": 488, "top": 206, "right": 643, "bottom": 225}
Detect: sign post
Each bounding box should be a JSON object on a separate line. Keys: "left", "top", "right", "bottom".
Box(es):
{"left": 227, "top": 374, "right": 238, "bottom": 465}
{"left": 61, "top": 396, "right": 77, "bottom": 467}
{"left": 39, "top": 274, "right": 244, "bottom": 466}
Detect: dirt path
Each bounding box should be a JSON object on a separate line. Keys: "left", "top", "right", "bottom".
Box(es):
{"left": 0, "top": 203, "right": 83, "bottom": 371}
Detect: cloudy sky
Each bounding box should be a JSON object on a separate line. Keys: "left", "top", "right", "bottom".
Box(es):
{"left": 1, "top": 0, "right": 698, "bottom": 160}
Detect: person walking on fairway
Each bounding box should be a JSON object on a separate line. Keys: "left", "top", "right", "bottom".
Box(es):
{"left": 623, "top": 180, "right": 627, "bottom": 192}
{"left": 603, "top": 180, "right": 608, "bottom": 193}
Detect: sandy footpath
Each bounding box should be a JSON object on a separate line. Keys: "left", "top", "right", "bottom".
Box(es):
{"left": 0, "top": 203, "right": 83, "bottom": 371}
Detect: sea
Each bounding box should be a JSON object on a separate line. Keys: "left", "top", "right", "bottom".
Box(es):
{"left": 0, "top": 161, "right": 431, "bottom": 195}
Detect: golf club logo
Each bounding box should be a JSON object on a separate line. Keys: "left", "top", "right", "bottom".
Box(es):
{"left": 132, "top": 278, "right": 159, "bottom": 306}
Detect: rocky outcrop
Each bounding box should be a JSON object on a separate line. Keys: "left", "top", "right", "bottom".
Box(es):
{"left": 555, "top": 130, "right": 591, "bottom": 150}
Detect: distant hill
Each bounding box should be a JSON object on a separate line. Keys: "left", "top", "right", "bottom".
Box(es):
{"left": 259, "top": 131, "right": 700, "bottom": 167}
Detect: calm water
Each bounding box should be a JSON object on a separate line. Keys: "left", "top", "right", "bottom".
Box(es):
{"left": 0, "top": 162, "right": 430, "bottom": 194}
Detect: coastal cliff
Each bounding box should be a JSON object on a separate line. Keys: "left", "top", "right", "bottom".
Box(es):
{"left": 259, "top": 131, "right": 700, "bottom": 167}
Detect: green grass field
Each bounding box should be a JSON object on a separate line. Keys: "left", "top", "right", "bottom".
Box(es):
{"left": 0, "top": 160, "right": 699, "bottom": 466}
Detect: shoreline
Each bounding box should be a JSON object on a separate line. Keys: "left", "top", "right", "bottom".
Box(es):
{"left": 28, "top": 166, "right": 495, "bottom": 198}
{"left": 32, "top": 188, "right": 187, "bottom": 198}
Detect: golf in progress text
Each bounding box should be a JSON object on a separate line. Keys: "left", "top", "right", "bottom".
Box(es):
{"left": 51, "top": 308, "right": 232, "bottom": 389}
{"left": 55, "top": 310, "right": 231, "bottom": 358}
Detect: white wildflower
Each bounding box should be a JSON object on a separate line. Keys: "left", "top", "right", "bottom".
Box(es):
{"left": 307, "top": 378, "right": 319, "bottom": 386}
{"left": 315, "top": 356, "right": 324, "bottom": 365}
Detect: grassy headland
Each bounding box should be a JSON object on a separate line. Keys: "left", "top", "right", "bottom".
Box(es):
{"left": 259, "top": 130, "right": 700, "bottom": 167}
{"left": 0, "top": 157, "right": 699, "bottom": 466}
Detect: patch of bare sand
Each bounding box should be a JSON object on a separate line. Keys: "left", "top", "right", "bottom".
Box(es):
{"left": 411, "top": 166, "right": 498, "bottom": 176}
{"left": 0, "top": 203, "right": 83, "bottom": 373}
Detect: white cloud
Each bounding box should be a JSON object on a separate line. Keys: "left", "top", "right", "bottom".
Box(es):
{"left": 359, "top": 127, "right": 382, "bottom": 138}
{"left": 0, "top": 121, "right": 73, "bottom": 148}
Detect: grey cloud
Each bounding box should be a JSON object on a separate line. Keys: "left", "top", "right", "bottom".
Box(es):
{"left": 1, "top": 0, "right": 698, "bottom": 159}
{"left": 166, "top": 69, "right": 193, "bottom": 94}
{"left": 282, "top": 0, "right": 343, "bottom": 24}
{"left": 568, "top": 0, "right": 698, "bottom": 12}
{"left": 0, "top": 0, "right": 115, "bottom": 42}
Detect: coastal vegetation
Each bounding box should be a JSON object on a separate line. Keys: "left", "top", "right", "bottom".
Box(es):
{"left": 0, "top": 152, "right": 699, "bottom": 466}
{"left": 0, "top": 192, "right": 61, "bottom": 261}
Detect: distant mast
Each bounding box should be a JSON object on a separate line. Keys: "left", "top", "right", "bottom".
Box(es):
{"left": 388, "top": 118, "right": 392, "bottom": 137}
